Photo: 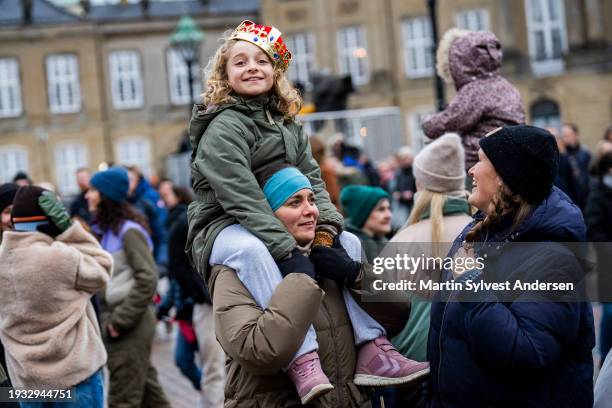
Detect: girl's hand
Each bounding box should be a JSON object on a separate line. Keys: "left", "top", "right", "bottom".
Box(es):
{"left": 276, "top": 249, "right": 315, "bottom": 279}
{"left": 310, "top": 238, "right": 360, "bottom": 286}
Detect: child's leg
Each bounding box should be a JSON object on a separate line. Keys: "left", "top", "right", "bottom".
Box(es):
{"left": 336, "top": 231, "right": 386, "bottom": 344}
{"left": 210, "top": 224, "right": 318, "bottom": 362}
{"left": 210, "top": 224, "right": 333, "bottom": 404}
{"left": 337, "top": 231, "right": 429, "bottom": 387}
{"left": 343, "top": 288, "right": 429, "bottom": 387}
{"left": 342, "top": 287, "right": 386, "bottom": 345}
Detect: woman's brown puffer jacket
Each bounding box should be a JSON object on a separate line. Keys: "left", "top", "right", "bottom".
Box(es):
{"left": 210, "top": 258, "right": 409, "bottom": 408}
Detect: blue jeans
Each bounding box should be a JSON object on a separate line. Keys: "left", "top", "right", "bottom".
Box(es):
{"left": 174, "top": 328, "right": 202, "bottom": 390}
{"left": 19, "top": 369, "right": 104, "bottom": 408}
{"left": 600, "top": 303, "right": 612, "bottom": 362}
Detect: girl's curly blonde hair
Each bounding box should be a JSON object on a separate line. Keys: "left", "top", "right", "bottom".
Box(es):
{"left": 202, "top": 36, "right": 302, "bottom": 120}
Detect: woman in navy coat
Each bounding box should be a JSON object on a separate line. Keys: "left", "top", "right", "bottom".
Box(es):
{"left": 428, "top": 126, "right": 594, "bottom": 407}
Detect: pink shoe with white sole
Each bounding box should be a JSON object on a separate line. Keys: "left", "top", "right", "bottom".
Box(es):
{"left": 287, "top": 351, "right": 334, "bottom": 405}
{"left": 353, "top": 336, "right": 430, "bottom": 387}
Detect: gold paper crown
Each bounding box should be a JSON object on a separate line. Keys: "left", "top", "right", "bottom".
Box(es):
{"left": 229, "top": 20, "right": 292, "bottom": 71}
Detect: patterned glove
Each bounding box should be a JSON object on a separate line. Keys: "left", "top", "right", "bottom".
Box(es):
{"left": 38, "top": 191, "right": 72, "bottom": 232}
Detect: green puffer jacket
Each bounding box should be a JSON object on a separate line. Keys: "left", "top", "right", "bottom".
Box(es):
{"left": 186, "top": 95, "right": 343, "bottom": 282}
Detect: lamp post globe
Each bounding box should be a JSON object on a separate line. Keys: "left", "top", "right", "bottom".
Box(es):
{"left": 170, "top": 16, "right": 204, "bottom": 104}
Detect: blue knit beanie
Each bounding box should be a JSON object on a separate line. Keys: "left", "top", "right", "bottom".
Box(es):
{"left": 263, "top": 167, "right": 312, "bottom": 211}
{"left": 340, "top": 185, "right": 390, "bottom": 228}
{"left": 90, "top": 167, "right": 129, "bottom": 204}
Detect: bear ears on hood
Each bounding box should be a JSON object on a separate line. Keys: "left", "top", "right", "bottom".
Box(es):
{"left": 436, "top": 28, "right": 503, "bottom": 86}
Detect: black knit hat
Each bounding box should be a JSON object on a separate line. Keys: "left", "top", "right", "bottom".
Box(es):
{"left": 11, "top": 186, "right": 47, "bottom": 224}
{"left": 0, "top": 183, "right": 19, "bottom": 213}
{"left": 11, "top": 186, "right": 63, "bottom": 236}
{"left": 479, "top": 125, "right": 559, "bottom": 204}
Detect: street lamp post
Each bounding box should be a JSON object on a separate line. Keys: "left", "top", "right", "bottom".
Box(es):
{"left": 170, "top": 16, "right": 204, "bottom": 106}
{"left": 427, "top": 0, "right": 446, "bottom": 112}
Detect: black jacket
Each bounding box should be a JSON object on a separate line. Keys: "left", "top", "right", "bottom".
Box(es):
{"left": 584, "top": 182, "right": 612, "bottom": 299}
{"left": 393, "top": 166, "right": 416, "bottom": 206}
{"left": 168, "top": 204, "right": 211, "bottom": 305}
{"left": 69, "top": 191, "right": 92, "bottom": 224}
{"left": 557, "top": 145, "right": 591, "bottom": 210}
{"left": 429, "top": 187, "right": 594, "bottom": 407}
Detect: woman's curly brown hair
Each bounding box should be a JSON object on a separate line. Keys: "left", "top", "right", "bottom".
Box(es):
{"left": 202, "top": 36, "right": 302, "bottom": 120}
{"left": 465, "top": 183, "right": 533, "bottom": 243}
{"left": 95, "top": 196, "right": 151, "bottom": 236}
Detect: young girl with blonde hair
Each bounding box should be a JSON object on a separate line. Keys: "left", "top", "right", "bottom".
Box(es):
{"left": 187, "top": 21, "right": 429, "bottom": 405}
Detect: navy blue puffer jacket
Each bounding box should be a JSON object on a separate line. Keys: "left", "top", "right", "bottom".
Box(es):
{"left": 428, "top": 187, "right": 595, "bottom": 407}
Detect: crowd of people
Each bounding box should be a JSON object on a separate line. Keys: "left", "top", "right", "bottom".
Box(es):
{"left": 0, "top": 165, "right": 227, "bottom": 407}
{"left": 0, "top": 19, "right": 611, "bottom": 408}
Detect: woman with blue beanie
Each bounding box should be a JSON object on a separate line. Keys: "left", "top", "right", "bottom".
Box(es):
{"left": 86, "top": 167, "right": 171, "bottom": 408}
{"left": 209, "top": 164, "right": 428, "bottom": 406}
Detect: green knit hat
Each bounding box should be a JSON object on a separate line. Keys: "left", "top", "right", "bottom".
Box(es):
{"left": 340, "top": 185, "right": 390, "bottom": 228}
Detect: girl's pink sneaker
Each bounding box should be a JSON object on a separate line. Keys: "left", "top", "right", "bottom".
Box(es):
{"left": 287, "top": 351, "right": 334, "bottom": 405}
{"left": 353, "top": 336, "right": 430, "bottom": 387}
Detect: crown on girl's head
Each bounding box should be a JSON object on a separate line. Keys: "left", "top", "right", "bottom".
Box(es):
{"left": 229, "top": 20, "right": 292, "bottom": 71}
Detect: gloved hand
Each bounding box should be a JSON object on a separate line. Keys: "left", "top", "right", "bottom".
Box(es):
{"left": 310, "top": 237, "right": 360, "bottom": 286}
{"left": 38, "top": 190, "right": 72, "bottom": 232}
{"left": 276, "top": 248, "right": 315, "bottom": 279}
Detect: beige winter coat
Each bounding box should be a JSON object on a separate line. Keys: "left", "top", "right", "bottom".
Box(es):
{"left": 0, "top": 222, "right": 113, "bottom": 389}
{"left": 387, "top": 214, "right": 473, "bottom": 298}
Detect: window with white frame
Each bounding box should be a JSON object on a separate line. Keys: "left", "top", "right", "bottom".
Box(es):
{"left": 116, "top": 138, "right": 152, "bottom": 177}
{"left": 0, "top": 58, "right": 22, "bottom": 118}
{"left": 285, "top": 33, "right": 316, "bottom": 89}
{"left": 0, "top": 146, "right": 28, "bottom": 183}
{"left": 408, "top": 107, "right": 435, "bottom": 153}
{"left": 54, "top": 143, "right": 88, "bottom": 195}
{"left": 525, "top": 0, "right": 567, "bottom": 75}
{"left": 109, "top": 51, "right": 144, "bottom": 109}
{"left": 456, "top": 8, "right": 490, "bottom": 31}
{"left": 46, "top": 54, "right": 81, "bottom": 114}
{"left": 402, "top": 17, "right": 434, "bottom": 78}
{"left": 336, "top": 26, "right": 370, "bottom": 86}
{"left": 166, "top": 49, "right": 201, "bottom": 105}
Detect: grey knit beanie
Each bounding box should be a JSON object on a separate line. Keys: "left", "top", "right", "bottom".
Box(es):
{"left": 413, "top": 133, "right": 466, "bottom": 194}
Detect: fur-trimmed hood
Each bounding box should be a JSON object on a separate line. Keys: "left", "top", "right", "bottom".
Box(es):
{"left": 436, "top": 28, "right": 503, "bottom": 89}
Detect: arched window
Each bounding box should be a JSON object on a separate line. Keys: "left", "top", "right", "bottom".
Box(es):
{"left": 530, "top": 99, "right": 560, "bottom": 129}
